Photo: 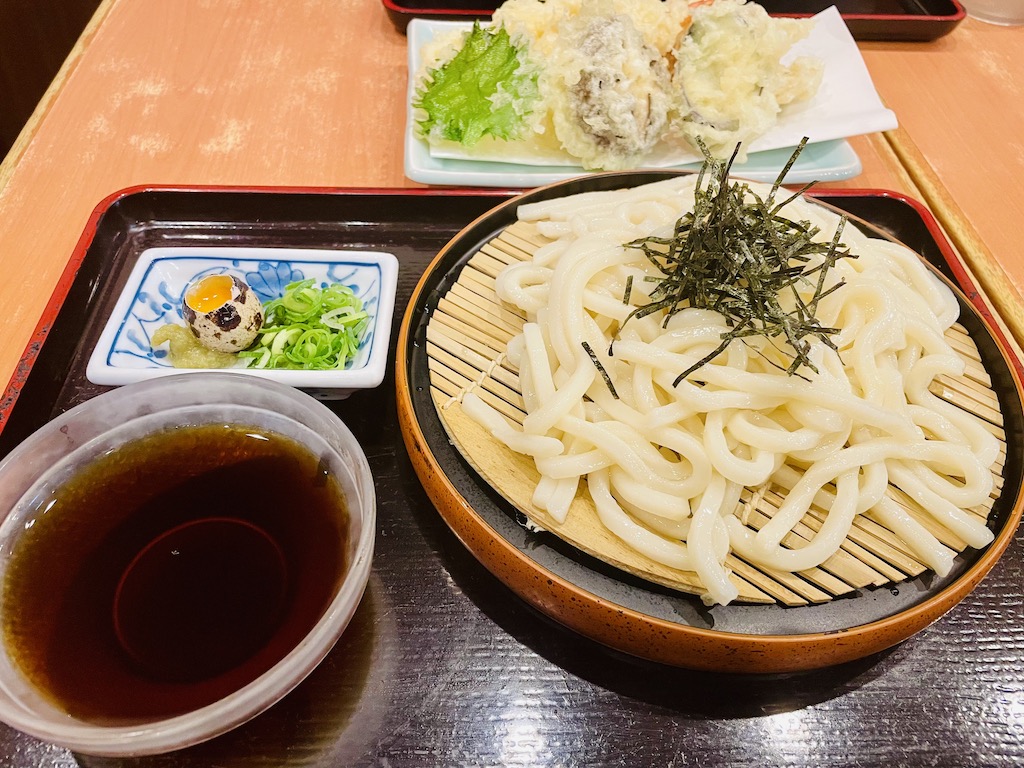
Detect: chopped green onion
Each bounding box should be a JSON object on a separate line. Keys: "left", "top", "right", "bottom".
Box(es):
{"left": 238, "top": 279, "right": 370, "bottom": 370}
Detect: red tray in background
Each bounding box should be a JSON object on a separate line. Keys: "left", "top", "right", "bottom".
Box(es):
{"left": 383, "top": 0, "right": 965, "bottom": 41}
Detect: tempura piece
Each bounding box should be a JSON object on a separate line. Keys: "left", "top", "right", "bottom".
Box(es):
{"left": 416, "top": 0, "right": 825, "bottom": 170}
{"left": 495, "top": 0, "right": 692, "bottom": 170}
{"left": 670, "top": 0, "right": 824, "bottom": 160}
{"left": 547, "top": 6, "right": 673, "bottom": 169}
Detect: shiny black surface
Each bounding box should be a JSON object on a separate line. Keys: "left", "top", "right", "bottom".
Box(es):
{"left": 384, "top": 0, "right": 964, "bottom": 40}
{"left": 0, "top": 188, "right": 1020, "bottom": 767}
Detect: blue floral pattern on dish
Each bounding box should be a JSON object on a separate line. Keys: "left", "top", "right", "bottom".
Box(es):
{"left": 245, "top": 261, "right": 305, "bottom": 302}
{"left": 103, "top": 254, "right": 383, "bottom": 371}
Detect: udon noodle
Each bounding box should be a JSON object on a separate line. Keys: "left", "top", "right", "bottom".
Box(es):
{"left": 460, "top": 175, "right": 999, "bottom": 606}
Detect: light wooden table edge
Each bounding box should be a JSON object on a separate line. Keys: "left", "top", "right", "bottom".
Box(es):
{"left": 883, "top": 126, "right": 1024, "bottom": 363}
{"left": 0, "top": 0, "right": 118, "bottom": 195}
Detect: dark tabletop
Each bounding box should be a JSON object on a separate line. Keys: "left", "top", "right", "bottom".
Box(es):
{"left": 4, "top": 396, "right": 1022, "bottom": 767}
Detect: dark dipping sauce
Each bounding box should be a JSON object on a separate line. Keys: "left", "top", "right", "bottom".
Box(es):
{"left": 0, "top": 424, "right": 350, "bottom": 725}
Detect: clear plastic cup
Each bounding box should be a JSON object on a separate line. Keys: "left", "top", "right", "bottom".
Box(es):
{"left": 960, "top": 0, "right": 1024, "bottom": 25}
{"left": 0, "top": 373, "right": 376, "bottom": 756}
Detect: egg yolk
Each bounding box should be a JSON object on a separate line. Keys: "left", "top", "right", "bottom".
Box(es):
{"left": 185, "top": 275, "right": 234, "bottom": 313}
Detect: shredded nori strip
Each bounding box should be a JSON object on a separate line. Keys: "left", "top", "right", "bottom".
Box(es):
{"left": 582, "top": 341, "right": 619, "bottom": 399}
{"left": 621, "top": 138, "right": 855, "bottom": 385}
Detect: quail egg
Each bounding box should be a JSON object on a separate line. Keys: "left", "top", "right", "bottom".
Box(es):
{"left": 181, "top": 274, "right": 264, "bottom": 353}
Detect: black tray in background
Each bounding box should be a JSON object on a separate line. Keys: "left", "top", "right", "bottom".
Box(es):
{"left": 761, "top": 0, "right": 964, "bottom": 40}
{"left": 383, "top": 0, "right": 965, "bottom": 40}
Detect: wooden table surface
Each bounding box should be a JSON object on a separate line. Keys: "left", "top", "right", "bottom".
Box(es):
{"left": 0, "top": 1, "right": 1022, "bottom": 766}
{"left": 3, "top": 0, "right": 1022, "bottom": 398}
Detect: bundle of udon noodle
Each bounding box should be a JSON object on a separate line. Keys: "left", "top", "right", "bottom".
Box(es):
{"left": 461, "top": 174, "right": 999, "bottom": 607}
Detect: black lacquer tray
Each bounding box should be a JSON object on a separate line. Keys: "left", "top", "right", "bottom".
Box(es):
{"left": 5, "top": 184, "right": 1017, "bottom": 659}
{"left": 383, "top": 0, "right": 965, "bottom": 40}
{"left": 1, "top": 186, "right": 1023, "bottom": 763}
{"left": 0, "top": 187, "right": 506, "bottom": 456}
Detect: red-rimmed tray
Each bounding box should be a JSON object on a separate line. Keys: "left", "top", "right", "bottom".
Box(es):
{"left": 383, "top": 0, "right": 965, "bottom": 40}
{"left": 0, "top": 186, "right": 508, "bottom": 455}
{"left": 1, "top": 186, "right": 1020, "bottom": 677}
{"left": 3, "top": 187, "right": 1024, "bottom": 765}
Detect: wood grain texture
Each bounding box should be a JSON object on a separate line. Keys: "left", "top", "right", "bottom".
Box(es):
{"left": 0, "top": 0, "right": 959, "bottom": 402}
{"left": 861, "top": 21, "right": 1024, "bottom": 349}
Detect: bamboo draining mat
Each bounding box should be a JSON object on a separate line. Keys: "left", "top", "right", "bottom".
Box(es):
{"left": 427, "top": 220, "right": 1005, "bottom": 606}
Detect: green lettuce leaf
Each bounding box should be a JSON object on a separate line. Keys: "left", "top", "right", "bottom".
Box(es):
{"left": 414, "top": 22, "right": 538, "bottom": 146}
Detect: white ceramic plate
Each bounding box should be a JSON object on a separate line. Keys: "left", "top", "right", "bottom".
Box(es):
{"left": 86, "top": 247, "right": 399, "bottom": 399}
{"left": 405, "top": 135, "right": 862, "bottom": 187}
{"left": 405, "top": 8, "right": 898, "bottom": 187}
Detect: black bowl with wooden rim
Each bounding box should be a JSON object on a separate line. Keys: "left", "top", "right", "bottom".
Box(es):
{"left": 395, "top": 171, "right": 1024, "bottom": 673}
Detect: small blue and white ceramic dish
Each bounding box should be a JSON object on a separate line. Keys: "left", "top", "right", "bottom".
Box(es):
{"left": 86, "top": 247, "right": 399, "bottom": 399}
